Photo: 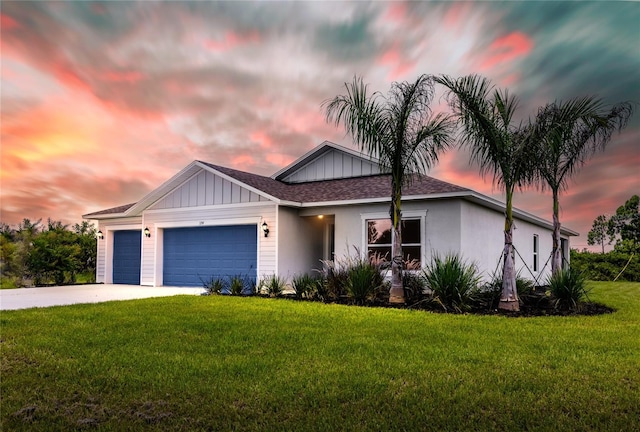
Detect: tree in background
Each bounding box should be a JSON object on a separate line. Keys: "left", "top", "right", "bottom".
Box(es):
{"left": 531, "top": 97, "right": 634, "bottom": 274}
{"left": 436, "top": 74, "right": 536, "bottom": 312}
{"left": 324, "top": 75, "right": 455, "bottom": 304}
{"left": 587, "top": 215, "right": 609, "bottom": 254}
{"left": 0, "top": 219, "right": 97, "bottom": 287}
{"left": 608, "top": 195, "right": 640, "bottom": 254}
{"left": 74, "top": 221, "right": 98, "bottom": 277}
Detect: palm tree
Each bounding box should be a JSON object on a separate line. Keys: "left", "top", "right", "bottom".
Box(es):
{"left": 435, "top": 74, "right": 536, "bottom": 312}
{"left": 323, "top": 75, "right": 454, "bottom": 304}
{"left": 531, "top": 97, "right": 634, "bottom": 274}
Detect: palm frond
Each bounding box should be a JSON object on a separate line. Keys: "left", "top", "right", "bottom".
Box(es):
{"left": 436, "top": 74, "right": 531, "bottom": 191}
{"left": 532, "top": 97, "right": 635, "bottom": 192}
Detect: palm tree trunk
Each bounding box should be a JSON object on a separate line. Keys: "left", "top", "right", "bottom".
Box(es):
{"left": 499, "top": 190, "right": 519, "bottom": 311}
{"left": 389, "top": 185, "right": 404, "bottom": 304}
{"left": 551, "top": 189, "right": 562, "bottom": 274}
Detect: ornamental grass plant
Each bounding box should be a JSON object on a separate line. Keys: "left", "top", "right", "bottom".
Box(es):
{"left": 422, "top": 253, "right": 481, "bottom": 312}
{"left": 547, "top": 267, "right": 589, "bottom": 310}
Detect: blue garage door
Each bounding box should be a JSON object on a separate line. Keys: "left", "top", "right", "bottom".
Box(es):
{"left": 113, "top": 230, "right": 141, "bottom": 284}
{"left": 163, "top": 225, "right": 257, "bottom": 287}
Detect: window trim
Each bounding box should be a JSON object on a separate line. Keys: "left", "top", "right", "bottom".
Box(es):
{"left": 361, "top": 211, "right": 426, "bottom": 269}
{"left": 533, "top": 234, "right": 539, "bottom": 272}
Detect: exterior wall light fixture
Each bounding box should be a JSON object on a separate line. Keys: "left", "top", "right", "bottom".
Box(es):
{"left": 261, "top": 221, "right": 269, "bottom": 237}
{"left": 97, "top": 230, "right": 104, "bottom": 240}
{"left": 144, "top": 227, "right": 151, "bottom": 238}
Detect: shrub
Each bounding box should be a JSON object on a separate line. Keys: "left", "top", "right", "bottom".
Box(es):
{"left": 547, "top": 268, "right": 589, "bottom": 310}
{"left": 477, "top": 271, "right": 535, "bottom": 310}
{"left": 292, "top": 274, "right": 320, "bottom": 300}
{"left": 202, "top": 276, "right": 226, "bottom": 295}
{"left": 310, "top": 274, "right": 331, "bottom": 302}
{"left": 403, "top": 272, "right": 426, "bottom": 306}
{"left": 317, "top": 259, "right": 350, "bottom": 301}
{"left": 259, "top": 274, "right": 286, "bottom": 298}
{"left": 422, "top": 254, "right": 481, "bottom": 312}
{"left": 229, "top": 276, "right": 245, "bottom": 295}
{"left": 570, "top": 249, "right": 640, "bottom": 282}
{"left": 346, "top": 260, "right": 386, "bottom": 305}
{"left": 318, "top": 248, "right": 388, "bottom": 305}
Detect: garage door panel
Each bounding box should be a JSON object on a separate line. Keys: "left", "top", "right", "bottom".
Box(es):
{"left": 113, "top": 230, "right": 141, "bottom": 284}
{"left": 163, "top": 225, "right": 257, "bottom": 287}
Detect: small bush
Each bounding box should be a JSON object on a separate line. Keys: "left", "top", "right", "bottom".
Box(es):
{"left": 310, "top": 275, "right": 331, "bottom": 302}
{"left": 403, "top": 272, "right": 426, "bottom": 306}
{"left": 292, "top": 274, "right": 320, "bottom": 300}
{"left": 547, "top": 268, "right": 589, "bottom": 310}
{"left": 202, "top": 276, "right": 226, "bottom": 295}
{"left": 570, "top": 249, "right": 640, "bottom": 282}
{"left": 346, "top": 260, "right": 385, "bottom": 305}
{"left": 422, "top": 254, "right": 480, "bottom": 312}
{"left": 229, "top": 276, "right": 246, "bottom": 295}
{"left": 259, "top": 274, "right": 286, "bottom": 297}
{"left": 317, "top": 259, "right": 350, "bottom": 301}
{"left": 477, "top": 271, "right": 535, "bottom": 310}
{"left": 318, "top": 248, "right": 387, "bottom": 305}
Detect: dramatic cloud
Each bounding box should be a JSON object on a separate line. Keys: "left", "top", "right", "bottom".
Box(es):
{"left": 1, "top": 1, "right": 638, "bottom": 253}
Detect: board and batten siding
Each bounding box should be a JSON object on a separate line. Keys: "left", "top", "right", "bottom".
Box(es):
{"left": 281, "top": 148, "right": 382, "bottom": 183}
{"left": 141, "top": 203, "right": 277, "bottom": 286}
{"left": 149, "top": 169, "right": 269, "bottom": 210}
{"left": 95, "top": 217, "right": 143, "bottom": 283}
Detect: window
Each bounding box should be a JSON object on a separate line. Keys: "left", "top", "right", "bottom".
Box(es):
{"left": 366, "top": 218, "right": 421, "bottom": 266}
{"left": 533, "top": 234, "right": 539, "bottom": 272}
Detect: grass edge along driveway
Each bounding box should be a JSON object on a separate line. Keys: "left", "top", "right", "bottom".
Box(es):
{"left": 1, "top": 281, "right": 639, "bottom": 431}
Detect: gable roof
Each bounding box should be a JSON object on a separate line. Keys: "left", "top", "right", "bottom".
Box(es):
{"left": 81, "top": 142, "right": 578, "bottom": 236}
{"left": 271, "top": 141, "right": 382, "bottom": 181}
{"left": 203, "top": 162, "right": 469, "bottom": 204}
{"left": 84, "top": 203, "right": 136, "bottom": 217}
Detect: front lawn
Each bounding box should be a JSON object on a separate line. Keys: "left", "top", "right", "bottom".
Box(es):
{"left": 1, "top": 282, "right": 639, "bottom": 431}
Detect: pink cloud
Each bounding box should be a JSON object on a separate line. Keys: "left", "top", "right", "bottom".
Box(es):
{"left": 480, "top": 31, "right": 534, "bottom": 71}
{"left": 100, "top": 70, "right": 144, "bottom": 83}
{"left": 0, "top": 13, "right": 19, "bottom": 29}
{"left": 250, "top": 130, "right": 274, "bottom": 149}
{"left": 376, "top": 44, "right": 415, "bottom": 81}
{"left": 266, "top": 153, "right": 294, "bottom": 167}
{"left": 231, "top": 154, "right": 258, "bottom": 170}
{"left": 444, "top": 2, "right": 472, "bottom": 28}
{"left": 384, "top": 2, "right": 407, "bottom": 23}
{"left": 204, "top": 30, "right": 260, "bottom": 52}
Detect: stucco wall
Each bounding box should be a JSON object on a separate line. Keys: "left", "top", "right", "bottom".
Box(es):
{"left": 277, "top": 207, "right": 325, "bottom": 279}
{"left": 460, "top": 200, "right": 565, "bottom": 283}
{"left": 298, "top": 199, "right": 464, "bottom": 267}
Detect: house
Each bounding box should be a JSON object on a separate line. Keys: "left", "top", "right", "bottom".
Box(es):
{"left": 83, "top": 141, "right": 577, "bottom": 287}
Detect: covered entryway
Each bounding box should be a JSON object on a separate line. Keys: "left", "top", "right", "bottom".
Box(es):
{"left": 163, "top": 225, "right": 257, "bottom": 287}
{"left": 112, "top": 230, "right": 142, "bottom": 284}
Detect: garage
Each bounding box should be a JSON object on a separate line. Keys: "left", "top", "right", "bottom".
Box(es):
{"left": 163, "top": 225, "right": 257, "bottom": 287}
{"left": 112, "top": 230, "right": 142, "bottom": 284}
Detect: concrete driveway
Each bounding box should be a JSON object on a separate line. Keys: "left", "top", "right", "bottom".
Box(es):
{"left": 0, "top": 284, "right": 205, "bottom": 311}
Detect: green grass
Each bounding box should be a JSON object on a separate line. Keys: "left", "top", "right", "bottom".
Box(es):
{"left": 1, "top": 282, "right": 639, "bottom": 431}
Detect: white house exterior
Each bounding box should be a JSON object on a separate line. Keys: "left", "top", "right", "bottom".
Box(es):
{"left": 84, "top": 141, "right": 576, "bottom": 287}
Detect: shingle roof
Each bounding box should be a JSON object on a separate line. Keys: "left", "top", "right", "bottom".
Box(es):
{"left": 202, "top": 161, "right": 470, "bottom": 203}
{"left": 84, "top": 162, "right": 470, "bottom": 218}
{"left": 84, "top": 203, "right": 136, "bottom": 217}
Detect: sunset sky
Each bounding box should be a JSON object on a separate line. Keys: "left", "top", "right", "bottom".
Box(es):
{"left": 1, "top": 1, "right": 638, "bottom": 251}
